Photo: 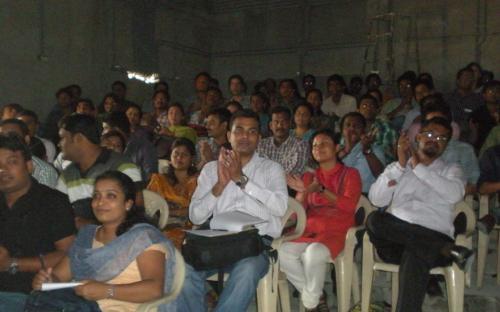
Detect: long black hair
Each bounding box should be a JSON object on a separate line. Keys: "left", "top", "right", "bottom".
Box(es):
{"left": 94, "top": 170, "right": 153, "bottom": 236}
{"left": 166, "top": 138, "right": 197, "bottom": 185}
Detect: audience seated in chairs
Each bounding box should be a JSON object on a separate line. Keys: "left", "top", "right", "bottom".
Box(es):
{"left": 283, "top": 129, "right": 362, "bottom": 311}
{"left": 367, "top": 117, "right": 474, "bottom": 312}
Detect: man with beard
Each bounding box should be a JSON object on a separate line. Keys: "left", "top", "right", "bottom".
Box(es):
{"left": 367, "top": 117, "right": 474, "bottom": 312}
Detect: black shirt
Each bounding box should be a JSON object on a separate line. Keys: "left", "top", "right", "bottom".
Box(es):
{"left": 477, "top": 145, "right": 500, "bottom": 188}
{"left": 0, "top": 179, "right": 76, "bottom": 293}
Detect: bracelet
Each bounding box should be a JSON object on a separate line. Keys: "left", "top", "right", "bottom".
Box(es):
{"left": 106, "top": 285, "right": 115, "bottom": 299}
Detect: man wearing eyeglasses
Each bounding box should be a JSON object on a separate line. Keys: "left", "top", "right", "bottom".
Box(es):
{"left": 366, "top": 117, "right": 473, "bottom": 312}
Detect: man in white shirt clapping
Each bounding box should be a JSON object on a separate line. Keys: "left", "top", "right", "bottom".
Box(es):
{"left": 367, "top": 117, "right": 473, "bottom": 312}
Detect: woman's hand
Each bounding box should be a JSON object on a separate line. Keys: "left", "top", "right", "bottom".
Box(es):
{"left": 32, "top": 268, "right": 53, "bottom": 290}
{"left": 75, "top": 280, "right": 110, "bottom": 301}
{"left": 306, "top": 177, "right": 323, "bottom": 194}
{"left": 286, "top": 174, "right": 306, "bottom": 192}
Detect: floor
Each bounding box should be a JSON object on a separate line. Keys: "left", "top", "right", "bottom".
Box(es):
{"left": 247, "top": 234, "right": 500, "bottom": 312}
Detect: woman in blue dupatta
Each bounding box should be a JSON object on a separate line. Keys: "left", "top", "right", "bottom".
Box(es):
{"left": 29, "top": 170, "right": 178, "bottom": 312}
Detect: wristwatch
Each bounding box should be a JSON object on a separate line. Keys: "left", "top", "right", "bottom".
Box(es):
{"left": 8, "top": 258, "right": 18, "bottom": 275}
{"left": 235, "top": 174, "right": 249, "bottom": 189}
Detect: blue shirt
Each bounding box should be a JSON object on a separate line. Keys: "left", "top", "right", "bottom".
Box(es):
{"left": 441, "top": 139, "right": 479, "bottom": 185}
{"left": 342, "top": 142, "right": 385, "bottom": 193}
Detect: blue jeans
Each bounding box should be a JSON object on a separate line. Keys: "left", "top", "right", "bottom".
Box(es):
{"left": 0, "top": 291, "right": 28, "bottom": 312}
{"left": 177, "top": 252, "right": 269, "bottom": 312}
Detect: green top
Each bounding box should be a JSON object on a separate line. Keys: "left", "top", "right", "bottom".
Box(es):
{"left": 168, "top": 125, "right": 198, "bottom": 144}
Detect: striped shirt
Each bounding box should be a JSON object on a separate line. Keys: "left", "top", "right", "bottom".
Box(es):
{"left": 32, "top": 155, "right": 58, "bottom": 189}
{"left": 56, "top": 149, "right": 141, "bottom": 218}
{"left": 257, "top": 135, "right": 309, "bottom": 175}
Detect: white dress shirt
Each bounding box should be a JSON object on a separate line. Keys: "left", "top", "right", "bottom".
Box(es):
{"left": 368, "top": 158, "right": 465, "bottom": 238}
{"left": 189, "top": 152, "right": 288, "bottom": 238}
{"left": 322, "top": 94, "right": 357, "bottom": 118}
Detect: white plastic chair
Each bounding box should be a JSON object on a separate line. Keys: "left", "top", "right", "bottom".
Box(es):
{"left": 477, "top": 193, "right": 500, "bottom": 287}
{"left": 137, "top": 247, "right": 186, "bottom": 312}
{"left": 207, "top": 197, "right": 307, "bottom": 312}
{"left": 143, "top": 189, "right": 169, "bottom": 229}
{"left": 361, "top": 201, "right": 476, "bottom": 312}
{"left": 158, "top": 159, "right": 170, "bottom": 174}
{"left": 278, "top": 195, "right": 374, "bottom": 312}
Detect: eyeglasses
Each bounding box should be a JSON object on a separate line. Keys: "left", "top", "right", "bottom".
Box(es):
{"left": 420, "top": 131, "right": 449, "bottom": 142}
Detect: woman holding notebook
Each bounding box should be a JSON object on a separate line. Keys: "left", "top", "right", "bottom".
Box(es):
{"left": 284, "top": 129, "right": 362, "bottom": 311}
{"left": 28, "top": 171, "right": 178, "bottom": 312}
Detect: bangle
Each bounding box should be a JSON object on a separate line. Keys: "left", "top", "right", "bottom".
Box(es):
{"left": 106, "top": 285, "right": 115, "bottom": 299}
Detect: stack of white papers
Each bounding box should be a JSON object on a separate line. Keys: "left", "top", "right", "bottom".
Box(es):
{"left": 210, "top": 211, "right": 267, "bottom": 232}
{"left": 41, "top": 282, "right": 83, "bottom": 291}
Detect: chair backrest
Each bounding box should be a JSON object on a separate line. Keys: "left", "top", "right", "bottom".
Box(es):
{"left": 136, "top": 247, "right": 186, "bottom": 312}
{"left": 281, "top": 197, "right": 307, "bottom": 242}
{"left": 158, "top": 159, "right": 170, "bottom": 174}
{"left": 454, "top": 200, "right": 476, "bottom": 236}
{"left": 355, "top": 195, "right": 375, "bottom": 226}
{"left": 170, "top": 247, "right": 186, "bottom": 298}
{"left": 143, "top": 189, "right": 169, "bottom": 229}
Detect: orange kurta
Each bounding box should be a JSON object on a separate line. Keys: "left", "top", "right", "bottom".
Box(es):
{"left": 294, "top": 163, "right": 362, "bottom": 258}
{"left": 147, "top": 173, "right": 197, "bottom": 217}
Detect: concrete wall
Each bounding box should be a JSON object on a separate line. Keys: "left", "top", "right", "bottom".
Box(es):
{"left": 210, "top": 0, "right": 500, "bottom": 93}
{"left": 1, "top": 0, "right": 499, "bottom": 119}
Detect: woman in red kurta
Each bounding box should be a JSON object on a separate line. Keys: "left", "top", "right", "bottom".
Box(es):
{"left": 281, "top": 129, "right": 361, "bottom": 311}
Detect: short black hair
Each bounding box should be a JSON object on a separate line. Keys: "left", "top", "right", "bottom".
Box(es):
{"left": 195, "top": 72, "right": 211, "bottom": 80}
{"left": 168, "top": 103, "right": 185, "bottom": 116}
{"left": 250, "top": 91, "right": 269, "bottom": 105}
{"left": 104, "top": 112, "right": 131, "bottom": 136}
{"left": 327, "top": 74, "right": 346, "bottom": 87}
{"left": 228, "top": 74, "right": 247, "bottom": 93}
{"left": 340, "top": 112, "right": 367, "bottom": 131}
{"left": 208, "top": 108, "right": 231, "bottom": 128}
{"left": 0, "top": 118, "right": 30, "bottom": 137}
{"left": 482, "top": 80, "right": 500, "bottom": 93}
{"left": 77, "top": 98, "right": 95, "bottom": 110}
{"left": 417, "top": 72, "right": 435, "bottom": 89}
{"left": 397, "top": 72, "right": 416, "bottom": 85}
{"left": 279, "top": 79, "right": 299, "bottom": 94}
{"left": 101, "top": 130, "right": 127, "bottom": 151}
{"left": 421, "top": 117, "right": 452, "bottom": 138}
{"left": 293, "top": 102, "right": 313, "bottom": 116}
{"left": 226, "top": 100, "right": 243, "bottom": 111}
{"left": 229, "top": 109, "right": 261, "bottom": 133}
{"left": 152, "top": 90, "right": 171, "bottom": 102}
{"left": 154, "top": 80, "right": 169, "bottom": 91}
{"left": 421, "top": 96, "right": 452, "bottom": 121}
{"left": 2, "top": 103, "right": 24, "bottom": 114}
{"left": 0, "top": 133, "right": 31, "bottom": 161}
{"left": 357, "top": 94, "right": 379, "bottom": 109}
{"left": 18, "top": 110, "right": 39, "bottom": 124}
{"left": 60, "top": 114, "right": 101, "bottom": 145}
{"left": 126, "top": 103, "right": 143, "bottom": 118}
{"left": 111, "top": 80, "right": 127, "bottom": 90}
{"left": 365, "top": 73, "right": 382, "bottom": 87}
{"left": 302, "top": 74, "right": 316, "bottom": 84}
{"left": 413, "top": 79, "right": 434, "bottom": 93}
{"left": 420, "top": 93, "right": 450, "bottom": 118}
{"left": 207, "top": 87, "right": 223, "bottom": 99}
{"left": 306, "top": 88, "right": 323, "bottom": 100}
{"left": 55, "top": 87, "right": 71, "bottom": 98}
{"left": 270, "top": 106, "right": 292, "bottom": 120}
{"left": 456, "top": 67, "right": 474, "bottom": 80}
{"left": 309, "top": 129, "right": 340, "bottom": 164}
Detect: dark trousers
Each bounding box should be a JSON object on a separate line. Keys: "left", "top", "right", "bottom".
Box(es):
{"left": 366, "top": 211, "right": 453, "bottom": 312}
